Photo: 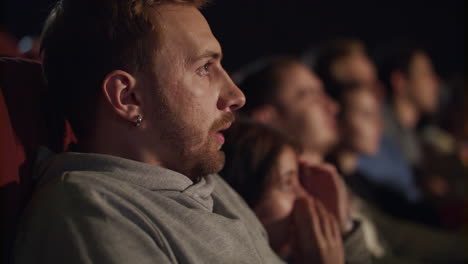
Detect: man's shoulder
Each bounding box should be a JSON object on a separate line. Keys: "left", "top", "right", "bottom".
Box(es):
{"left": 32, "top": 152, "right": 191, "bottom": 209}
{"left": 210, "top": 173, "right": 233, "bottom": 192}
{"left": 211, "top": 173, "right": 247, "bottom": 205}
{"left": 37, "top": 168, "right": 136, "bottom": 197}
{"left": 15, "top": 169, "right": 180, "bottom": 264}
{"left": 27, "top": 167, "right": 186, "bottom": 229}
{"left": 29, "top": 170, "right": 144, "bottom": 217}
{"left": 211, "top": 174, "right": 270, "bottom": 235}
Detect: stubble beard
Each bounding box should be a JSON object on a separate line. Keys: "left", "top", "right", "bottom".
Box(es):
{"left": 185, "top": 114, "right": 235, "bottom": 180}
{"left": 151, "top": 96, "right": 229, "bottom": 181}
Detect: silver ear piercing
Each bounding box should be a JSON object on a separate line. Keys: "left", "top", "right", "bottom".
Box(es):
{"left": 135, "top": 115, "right": 143, "bottom": 127}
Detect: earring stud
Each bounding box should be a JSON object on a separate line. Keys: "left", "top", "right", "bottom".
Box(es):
{"left": 135, "top": 115, "right": 142, "bottom": 127}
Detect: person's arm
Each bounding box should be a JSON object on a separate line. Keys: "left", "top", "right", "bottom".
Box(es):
{"left": 342, "top": 220, "right": 372, "bottom": 264}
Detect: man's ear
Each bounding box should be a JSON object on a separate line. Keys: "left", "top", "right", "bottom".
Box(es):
{"left": 390, "top": 70, "right": 407, "bottom": 97}
{"left": 251, "top": 105, "right": 278, "bottom": 125}
{"left": 102, "top": 70, "right": 141, "bottom": 123}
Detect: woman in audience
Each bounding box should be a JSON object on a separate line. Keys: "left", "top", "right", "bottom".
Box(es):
{"left": 220, "top": 120, "right": 345, "bottom": 264}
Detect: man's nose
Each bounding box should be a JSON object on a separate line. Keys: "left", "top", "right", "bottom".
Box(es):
{"left": 217, "top": 71, "right": 246, "bottom": 112}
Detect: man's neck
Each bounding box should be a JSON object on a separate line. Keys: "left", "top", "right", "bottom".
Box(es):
{"left": 336, "top": 150, "right": 358, "bottom": 176}
{"left": 300, "top": 150, "right": 323, "bottom": 165}
{"left": 75, "top": 136, "right": 165, "bottom": 170}
{"left": 393, "top": 96, "right": 420, "bottom": 130}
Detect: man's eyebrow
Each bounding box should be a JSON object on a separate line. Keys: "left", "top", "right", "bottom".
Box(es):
{"left": 193, "top": 50, "right": 223, "bottom": 62}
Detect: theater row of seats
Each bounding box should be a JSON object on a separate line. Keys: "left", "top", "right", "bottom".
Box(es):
{"left": 0, "top": 57, "right": 76, "bottom": 262}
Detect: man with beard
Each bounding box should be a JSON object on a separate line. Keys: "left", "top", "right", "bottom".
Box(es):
{"left": 13, "top": 1, "right": 289, "bottom": 263}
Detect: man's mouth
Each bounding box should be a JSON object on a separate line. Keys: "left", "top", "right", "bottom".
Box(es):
{"left": 210, "top": 113, "right": 235, "bottom": 148}
{"left": 213, "top": 122, "right": 232, "bottom": 145}
{"left": 214, "top": 132, "right": 225, "bottom": 145}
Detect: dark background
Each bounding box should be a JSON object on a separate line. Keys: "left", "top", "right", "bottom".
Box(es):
{"left": 2, "top": 0, "right": 465, "bottom": 78}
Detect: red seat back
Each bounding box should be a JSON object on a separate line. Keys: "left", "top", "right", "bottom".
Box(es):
{"left": 0, "top": 57, "right": 76, "bottom": 263}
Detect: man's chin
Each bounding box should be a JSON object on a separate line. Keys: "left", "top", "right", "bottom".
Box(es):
{"left": 192, "top": 149, "right": 225, "bottom": 178}
{"left": 210, "top": 150, "right": 226, "bottom": 174}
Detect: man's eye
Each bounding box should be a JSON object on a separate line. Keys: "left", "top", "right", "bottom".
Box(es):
{"left": 197, "top": 62, "right": 212, "bottom": 76}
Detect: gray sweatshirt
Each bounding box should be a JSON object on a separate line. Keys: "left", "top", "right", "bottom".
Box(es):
{"left": 14, "top": 152, "right": 285, "bottom": 264}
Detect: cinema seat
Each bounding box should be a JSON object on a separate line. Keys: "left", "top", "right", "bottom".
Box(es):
{"left": 0, "top": 57, "right": 76, "bottom": 263}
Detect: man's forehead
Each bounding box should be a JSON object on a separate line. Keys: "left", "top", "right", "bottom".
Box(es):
{"left": 154, "top": 4, "right": 222, "bottom": 60}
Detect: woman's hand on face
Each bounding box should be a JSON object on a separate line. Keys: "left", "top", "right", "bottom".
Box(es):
{"left": 298, "top": 162, "right": 352, "bottom": 234}
{"left": 291, "top": 196, "right": 345, "bottom": 264}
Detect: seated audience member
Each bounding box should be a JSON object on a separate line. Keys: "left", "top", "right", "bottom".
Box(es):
{"left": 325, "top": 81, "right": 383, "bottom": 202}
{"left": 326, "top": 81, "right": 468, "bottom": 264}
{"left": 315, "top": 39, "right": 466, "bottom": 228}
{"left": 313, "top": 38, "right": 417, "bottom": 206}
{"left": 221, "top": 120, "right": 345, "bottom": 264}
{"left": 313, "top": 38, "right": 380, "bottom": 90}
{"left": 237, "top": 56, "right": 468, "bottom": 264}
{"left": 240, "top": 56, "right": 339, "bottom": 165}
{"left": 238, "top": 56, "right": 371, "bottom": 264}
{"left": 13, "top": 1, "right": 301, "bottom": 263}
{"left": 321, "top": 80, "right": 411, "bottom": 221}
{"left": 375, "top": 45, "right": 440, "bottom": 168}
{"left": 361, "top": 44, "right": 465, "bottom": 226}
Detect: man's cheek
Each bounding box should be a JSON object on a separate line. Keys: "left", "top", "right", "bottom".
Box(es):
{"left": 187, "top": 74, "right": 213, "bottom": 97}
{"left": 191, "top": 84, "right": 207, "bottom": 97}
